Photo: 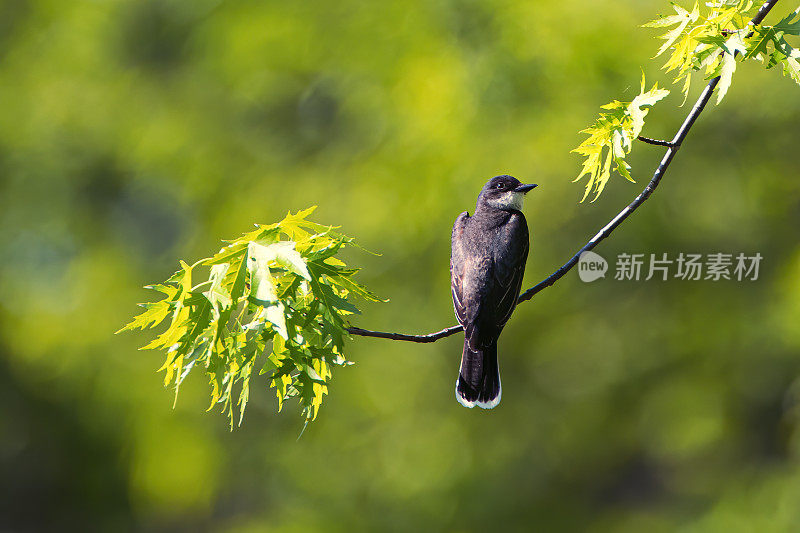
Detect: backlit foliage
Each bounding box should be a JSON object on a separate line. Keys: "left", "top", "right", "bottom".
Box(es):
{"left": 572, "top": 77, "right": 670, "bottom": 202}
{"left": 574, "top": 2, "right": 800, "bottom": 201}
{"left": 119, "top": 207, "right": 383, "bottom": 428}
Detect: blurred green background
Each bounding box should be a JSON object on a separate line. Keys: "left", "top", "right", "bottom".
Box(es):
{"left": 2, "top": 0, "right": 800, "bottom": 531}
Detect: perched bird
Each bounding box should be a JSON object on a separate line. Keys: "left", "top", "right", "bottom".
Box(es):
{"left": 450, "top": 175, "right": 537, "bottom": 409}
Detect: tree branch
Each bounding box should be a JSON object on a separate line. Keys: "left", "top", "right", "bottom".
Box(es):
{"left": 346, "top": 325, "right": 463, "bottom": 343}
{"left": 347, "top": 0, "right": 780, "bottom": 343}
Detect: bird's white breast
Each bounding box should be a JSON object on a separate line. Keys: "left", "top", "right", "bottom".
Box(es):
{"left": 486, "top": 191, "right": 524, "bottom": 211}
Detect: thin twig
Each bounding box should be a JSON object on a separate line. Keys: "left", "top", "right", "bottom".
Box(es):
{"left": 637, "top": 136, "right": 677, "bottom": 147}
{"left": 346, "top": 325, "right": 463, "bottom": 343}
{"left": 347, "top": 0, "right": 779, "bottom": 343}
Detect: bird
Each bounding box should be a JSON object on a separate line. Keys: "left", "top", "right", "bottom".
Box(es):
{"left": 450, "top": 175, "right": 537, "bottom": 409}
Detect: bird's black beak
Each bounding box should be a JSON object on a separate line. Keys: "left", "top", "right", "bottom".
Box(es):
{"left": 514, "top": 183, "right": 538, "bottom": 194}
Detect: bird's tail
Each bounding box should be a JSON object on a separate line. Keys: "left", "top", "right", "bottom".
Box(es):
{"left": 456, "top": 339, "right": 501, "bottom": 409}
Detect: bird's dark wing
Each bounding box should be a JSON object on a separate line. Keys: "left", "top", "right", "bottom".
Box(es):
{"left": 452, "top": 212, "right": 496, "bottom": 348}
{"left": 450, "top": 211, "right": 470, "bottom": 327}
{"left": 491, "top": 212, "right": 529, "bottom": 329}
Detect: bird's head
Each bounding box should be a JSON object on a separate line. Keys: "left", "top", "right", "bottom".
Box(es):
{"left": 477, "top": 175, "right": 537, "bottom": 212}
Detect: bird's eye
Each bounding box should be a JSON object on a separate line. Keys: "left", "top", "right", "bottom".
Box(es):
{"left": 495, "top": 183, "right": 504, "bottom": 189}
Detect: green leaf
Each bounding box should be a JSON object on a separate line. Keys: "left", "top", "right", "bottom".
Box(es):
{"left": 308, "top": 260, "right": 386, "bottom": 302}
{"left": 269, "top": 242, "right": 312, "bottom": 281}
{"left": 746, "top": 15, "right": 800, "bottom": 87}
{"left": 644, "top": 2, "right": 699, "bottom": 58}
{"left": 745, "top": 26, "right": 776, "bottom": 60}
{"left": 204, "top": 263, "right": 232, "bottom": 310}
{"left": 258, "top": 302, "right": 289, "bottom": 340}
{"left": 247, "top": 242, "right": 279, "bottom": 302}
{"left": 205, "top": 241, "right": 248, "bottom": 266}
{"left": 572, "top": 76, "right": 668, "bottom": 201}
{"left": 716, "top": 49, "right": 738, "bottom": 104}
{"left": 782, "top": 55, "right": 800, "bottom": 85}
{"left": 629, "top": 75, "right": 670, "bottom": 138}
{"left": 116, "top": 298, "right": 174, "bottom": 333}
{"left": 774, "top": 9, "right": 800, "bottom": 36}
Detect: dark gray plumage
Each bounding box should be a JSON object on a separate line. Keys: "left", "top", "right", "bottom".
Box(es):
{"left": 450, "top": 175, "right": 536, "bottom": 408}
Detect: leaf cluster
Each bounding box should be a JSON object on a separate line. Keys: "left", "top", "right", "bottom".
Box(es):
{"left": 118, "top": 207, "right": 384, "bottom": 428}
{"left": 746, "top": 10, "right": 800, "bottom": 86}
{"left": 572, "top": 76, "right": 670, "bottom": 202}
{"left": 573, "top": 2, "right": 800, "bottom": 202}
{"left": 644, "top": 0, "right": 758, "bottom": 103}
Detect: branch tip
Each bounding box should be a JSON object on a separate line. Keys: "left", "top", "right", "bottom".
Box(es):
{"left": 637, "top": 136, "right": 677, "bottom": 147}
